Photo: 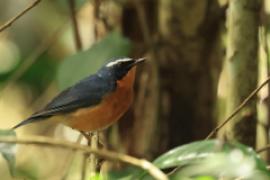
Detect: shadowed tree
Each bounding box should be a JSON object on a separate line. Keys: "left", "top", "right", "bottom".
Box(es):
{"left": 225, "top": 0, "right": 261, "bottom": 147}
{"left": 117, "top": 0, "right": 225, "bottom": 158}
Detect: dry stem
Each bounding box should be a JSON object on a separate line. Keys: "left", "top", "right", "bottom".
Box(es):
{"left": 0, "top": 0, "right": 41, "bottom": 32}
{"left": 257, "top": 144, "right": 270, "bottom": 153}
{"left": 206, "top": 76, "right": 270, "bottom": 139}
{"left": 68, "top": 0, "right": 83, "bottom": 50}
{"left": 0, "top": 136, "right": 168, "bottom": 180}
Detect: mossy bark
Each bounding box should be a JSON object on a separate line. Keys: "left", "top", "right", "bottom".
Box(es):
{"left": 225, "top": 0, "right": 261, "bottom": 147}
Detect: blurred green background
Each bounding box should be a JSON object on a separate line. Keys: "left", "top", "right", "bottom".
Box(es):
{"left": 0, "top": 0, "right": 270, "bottom": 179}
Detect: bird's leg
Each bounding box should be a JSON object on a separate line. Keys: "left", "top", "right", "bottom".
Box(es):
{"left": 80, "top": 131, "right": 100, "bottom": 178}
{"left": 80, "top": 131, "right": 91, "bottom": 144}
{"left": 98, "top": 132, "right": 107, "bottom": 149}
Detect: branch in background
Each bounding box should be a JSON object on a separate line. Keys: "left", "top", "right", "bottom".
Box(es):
{"left": 206, "top": 76, "right": 270, "bottom": 139}
{"left": 133, "top": 0, "right": 152, "bottom": 48}
{"left": 93, "top": 0, "right": 101, "bottom": 40}
{"left": 0, "top": 136, "right": 168, "bottom": 180}
{"left": 257, "top": 144, "right": 270, "bottom": 153}
{"left": 68, "top": 0, "right": 83, "bottom": 50}
{"left": 130, "top": 0, "right": 161, "bottom": 159}
{"left": 0, "top": 0, "right": 41, "bottom": 32}
{"left": 0, "top": 0, "right": 86, "bottom": 95}
{"left": 0, "top": 22, "right": 68, "bottom": 100}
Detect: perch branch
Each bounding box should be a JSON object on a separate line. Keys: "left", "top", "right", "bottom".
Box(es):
{"left": 0, "top": 136, "right": 168, "bottom": 180}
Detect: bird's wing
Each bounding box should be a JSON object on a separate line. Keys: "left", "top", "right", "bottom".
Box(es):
{"left": 12, "top": 75, "right": 116, "bottom": 129}
{"left": 34, "top": 75, "right": 116, "bottom": 118}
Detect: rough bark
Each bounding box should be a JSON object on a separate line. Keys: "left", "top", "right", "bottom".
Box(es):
{"left": 158, "top": 0, "right": 224, "bottom": 148}
{"left": 225, "top": 0, "right": 261, "bottom": 147}
{"left": 118, "top": 0, "right": 224, "bottom": 158}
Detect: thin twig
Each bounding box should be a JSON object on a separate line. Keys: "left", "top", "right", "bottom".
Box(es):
{"left": 133, "top": 0, "right": 152, "bottom": 47}
{"left": 68, "top": 0, "right": 83, "bottom": 50}
{"left": 206, "top": 76, "right": 270, "bottom": 139}
{"left": 133, "top": 0, "right": 160, "bottom": 157}
{"left": 257, "top": 144, "right": 270, "bottom": 153}
{"left": 0, "top": 0, "right": 41, "bottom": 32}
{"left": 93, "top": 0, "right": 101, "bottom": 40}
{"left": 0, "top": 136, "right": 168, "bottom": 180}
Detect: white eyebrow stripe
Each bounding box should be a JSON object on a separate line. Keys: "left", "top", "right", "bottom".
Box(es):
{"left": 106, "top": 58, "right": 133, "bottom": 67}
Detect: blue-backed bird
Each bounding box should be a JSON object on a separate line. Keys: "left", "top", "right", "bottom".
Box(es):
{"left": 12, "top": 57, "right": 145, "bottom": 132}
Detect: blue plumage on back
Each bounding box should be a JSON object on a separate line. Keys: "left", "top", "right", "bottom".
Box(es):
{"left": 36, "top": 68, "right": 116, "bottom": 116}
{"left": 12, "top": 70, "right": 116, "bottom": 129}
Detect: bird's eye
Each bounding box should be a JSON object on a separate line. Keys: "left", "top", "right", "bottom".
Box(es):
{"left": 118, "top": 62, "right": 124, "bottom": 66}
{"left": 115, "top": 61, "right": 125, "bottom": 67}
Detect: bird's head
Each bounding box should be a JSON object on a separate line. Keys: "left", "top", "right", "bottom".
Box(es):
{"left": 102, "top": 57, "right": 145, "bottom": 80}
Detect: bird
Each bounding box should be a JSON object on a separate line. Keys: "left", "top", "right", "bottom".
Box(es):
{"left": 12, "top": 57, "right": 145, "bottom": 132}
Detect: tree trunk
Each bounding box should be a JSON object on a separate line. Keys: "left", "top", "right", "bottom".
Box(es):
{"left": 158, "top": 0, "right": 224, "bottom": 149}
{"left": 117, "top": 0, "right": 224, "bottom": 158}
{"left": 225, "top": 0, "right": 261, "bottom": 147}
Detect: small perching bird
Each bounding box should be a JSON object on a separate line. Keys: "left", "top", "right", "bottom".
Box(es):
{"left": 12, "top": 57, "right": 145, "bottom": 132}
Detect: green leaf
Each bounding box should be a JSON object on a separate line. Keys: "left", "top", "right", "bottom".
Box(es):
{"left": 107, "top": 166, "right": 142, "bottom": 180}
{"left": 0, "top": 129, "right": 16, "bottom": 176}
{"left": 57, "top": 31, "right": 131, "bottom": 90}
{"left": 133, "top": 140, "right": 270, "bottom": 179}
{"left": 154, "top": 140, "right": 270, "bottom": 179}
{"left": 153, "top": 140, "right": 216, "bottom": 169}
{"left": 19, "top": 53, "right": 58, "bottom": 93}
{"left": 88, "top": 174, "right": 103, "bottom": 180}
{"left": 194, "top": 176, "right": 216, "bottom": 180}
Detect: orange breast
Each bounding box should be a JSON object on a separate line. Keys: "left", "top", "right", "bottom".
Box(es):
{"left": 62, "top": 67, "right": 136, "bottom": 132}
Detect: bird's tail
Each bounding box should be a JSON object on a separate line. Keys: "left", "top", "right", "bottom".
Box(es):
{"left": 12, "top": 117, "right": 41, "bottom": 129}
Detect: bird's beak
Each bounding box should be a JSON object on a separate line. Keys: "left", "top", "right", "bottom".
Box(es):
{"left": 132, "top": 57, "right": 146, "bottom": 66}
